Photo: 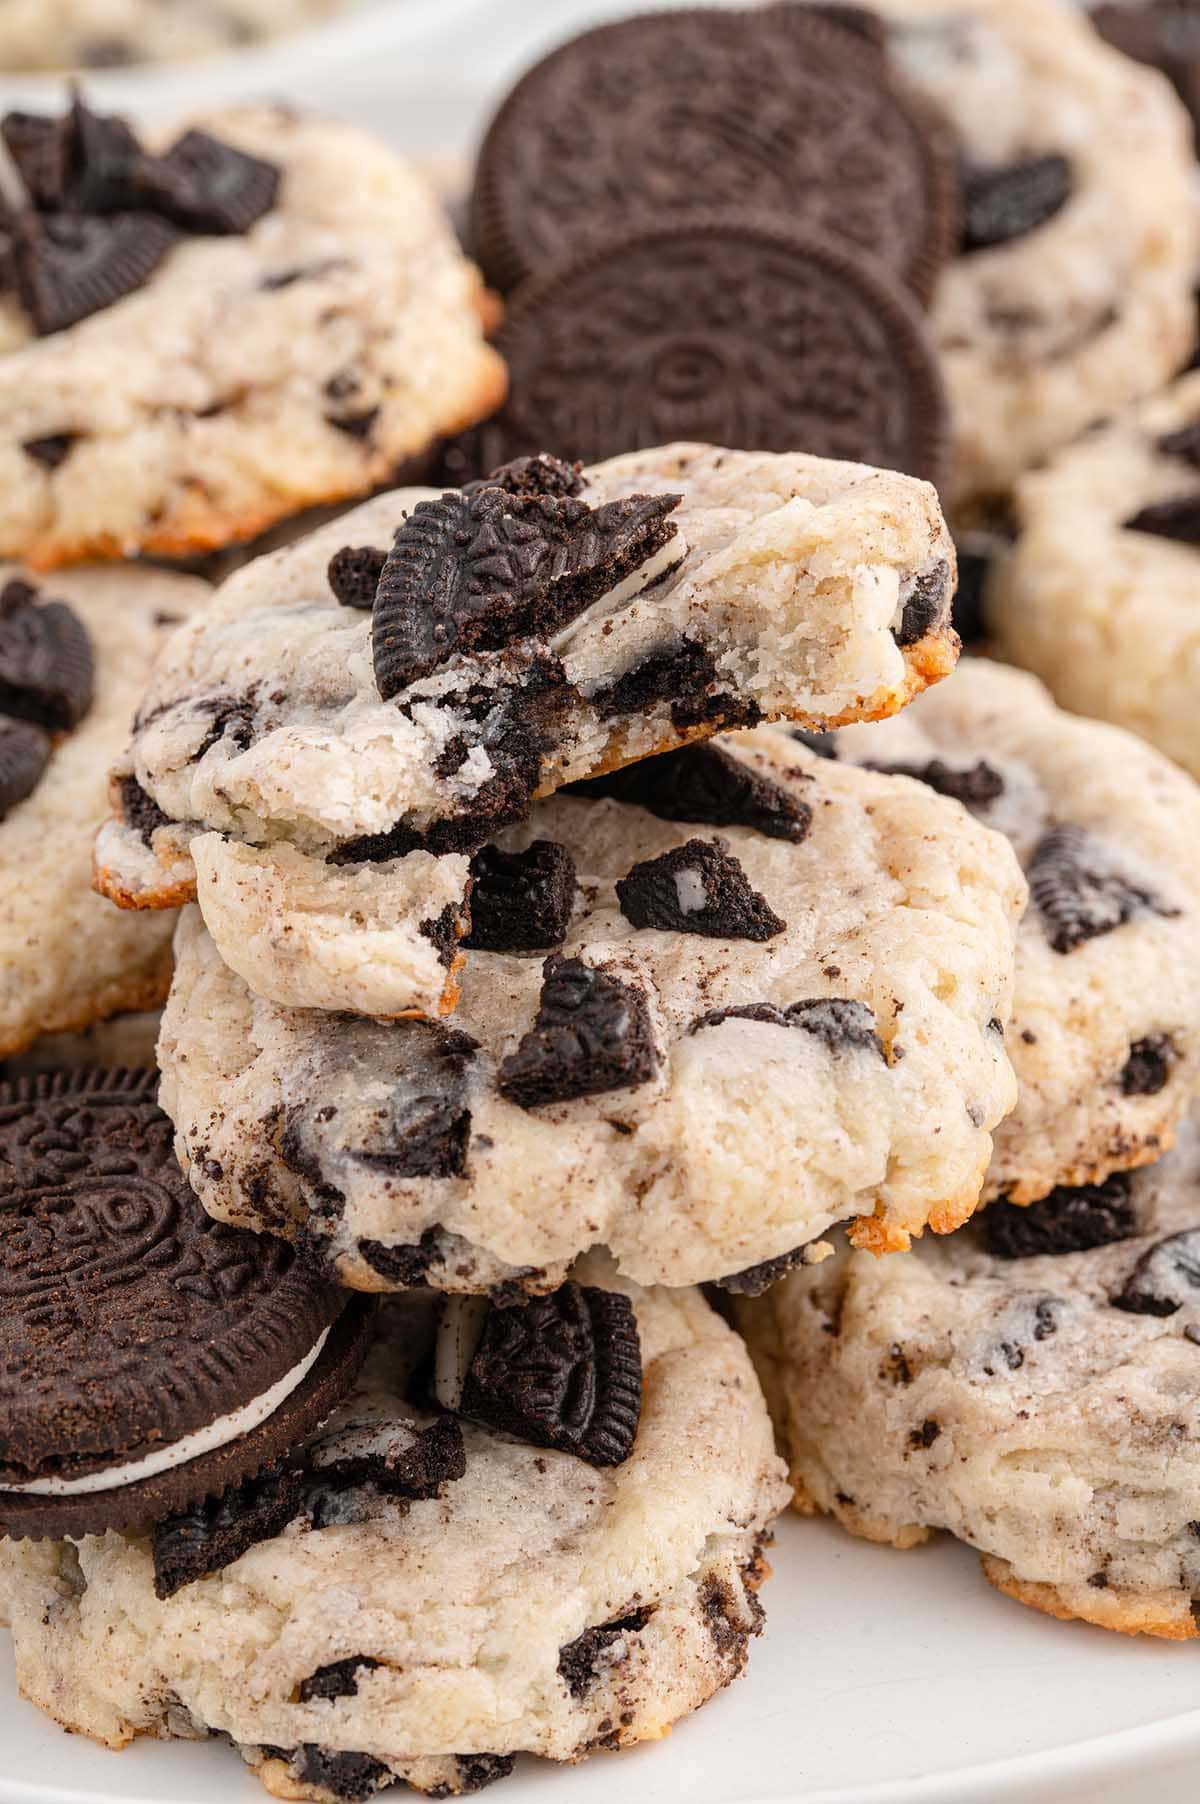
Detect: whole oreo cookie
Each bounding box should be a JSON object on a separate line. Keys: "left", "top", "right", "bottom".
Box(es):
{"left": 0, "top": 1069, "right": 372, "bottom": 1541}
{"left": 447, "top": 220, "right": 948, "bottom": 486}
{"left": 471, "top": 6, "right": 958, "bottom": 302}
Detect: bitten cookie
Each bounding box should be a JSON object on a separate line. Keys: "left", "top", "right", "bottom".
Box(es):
{"left": 156, "top": 723, "right": 1025, "bottom": 1293}
{"left": 0, "top": 562, "right": 208, "bottom": 1059}
{"left": 0, "top": 1268, "right": 789, "bottom": 1800}
{"left": 95, "top": 444, "right": 960, "bottom": 1017}
{"left": 989, "top": 371, "right": 1200, "bottom": 782}
{"left": 871, "top": 0, "right": 1197, "bottom": 503}
{"left": 0, "top": 0, "right": 351, "bottom": 69}
{"left": 829, "top": 658, "right": 1200, "bottom": 1203}
{"left": 0, "top": 99, "right": 505, "bottom": 567}
{"left": 740, "top": 1112, "right": 1200, "bottom": 1641}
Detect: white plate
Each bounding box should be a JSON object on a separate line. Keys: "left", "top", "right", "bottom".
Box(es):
{"left": 2, "top": 6, "right": 1197, "bottom": 1800}
{"left": 3, "top": 1514, "right": 1200, "bottom": 1804}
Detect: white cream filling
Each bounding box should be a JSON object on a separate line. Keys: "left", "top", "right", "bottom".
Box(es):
{"left": 674, "top": 867, "right": 707, "bottom": 914}
{"left": 8, "top": 1329, "right": 331, "bottom": 1497}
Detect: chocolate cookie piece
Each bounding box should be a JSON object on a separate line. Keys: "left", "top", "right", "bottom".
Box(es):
{"left": 497, "top": 957, "right": 658, "bottom": 1108}
{"left": 10, "top": 208, "right": 181, "bottom": 337}
{"left": 0, "top": 718, "right": 51, "bottom": 821}
{"left": 455, "top": 1283, "right": 642, "bottom": 1467}
{"left": 616, "top": 838, "right": 786, "bottom": 941}
{"left": 868, "top": 756, "right": 1005, "bottom": 810}
{"left": 327, "top": 544, "right": 387, "bottom": 611}
{"left": 372, "top": 485, "right": 682, "bottom": 698}
{"left": 1124, "top": 495, "right": 1200, "bottom": 545}
{"left": 690, "top": 997, "right": 886, "bottom": 1060}
{"left": 152, "top": 1463, "right": 304, "bottom": 1599}
{"left": 0, "top": 578, "right": 95, "bottom": 730}
{"left": 135, "top": 130, "right": 280, "bottom": 235}
{"left": 472, "top": 7, "right": 958, "bottom": 302}
{"left": 960, "top": 155, "right": 1074, "bottom": 253}
{"left": 448, "top": 221, "right": 948, "bottom": 487}
{"left": 982, "top": 1174, "right": 1139, "bottom": 1260}
{"left": 464, "top": 840, "right": 577, "bottom": 952}
{"left": 569, "top": 741, "right": 811, "bottom": 843}
{"left": 1112, "top": 1230, "right": 1200, "bottom": 1316}
{"left": 1028, "top": 825, "right": 1178, "bottom": 955}
{"left": 0, "top": 1069, "right": 369, "bottom": 1540}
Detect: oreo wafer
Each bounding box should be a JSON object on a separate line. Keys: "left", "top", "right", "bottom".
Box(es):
{"left": 443, "top": 219, "right": 949, "bottom": 487}
{"left": 471, "top": 5, "right": 958, "bottom": 302}
{"left": 0, "top": 1068, "right": 373, "bottom": 1541}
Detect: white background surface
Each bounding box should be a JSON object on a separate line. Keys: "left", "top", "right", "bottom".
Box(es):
{"left": 2, "top": 4, "right": 1199, "bottom": 1800}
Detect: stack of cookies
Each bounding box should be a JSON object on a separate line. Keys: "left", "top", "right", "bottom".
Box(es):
{"left": 4, "top": 0, "right": 1200, "bottom": 1796}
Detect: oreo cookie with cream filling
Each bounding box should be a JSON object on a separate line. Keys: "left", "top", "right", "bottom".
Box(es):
{"left": 0, "top": 1068, "right": 372, "bottom": 1541}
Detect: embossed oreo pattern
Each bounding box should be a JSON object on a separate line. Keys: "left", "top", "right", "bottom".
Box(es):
{"left": 472, "top": 6, "right": 958, "bottom": 301}
{"left": 459, "top": 222, "right": 948, "bottom": 485}
{"left": 0, "top": 1069, "right": 343, "bottom": 1486}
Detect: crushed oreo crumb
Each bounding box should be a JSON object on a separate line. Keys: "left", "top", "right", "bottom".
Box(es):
{"left": 298, "top": 1656, "right": 383, "bottom": 1704}
{"left": 894, "top": 559, "right": 951, "bottom": 647}
{"left": 1112, "top": 1231, "right": 1200, "bottom": 1317}
{"left": 1120, "top": 1034, "right": 1177, "bottom": 1097}
{"left": 558, "top": 1609, "right": 649, "bottom": 1698}
{"left": 690, "top": 997, "right": 885, "bottom": 1059}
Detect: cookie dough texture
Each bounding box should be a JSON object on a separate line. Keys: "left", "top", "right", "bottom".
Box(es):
{"left": 0, "top": 1273, "right": 791, "bottom": 1797}
{"left": 0, "top": 108, "right": 506, "bottom": 569}
{"left": 875, "top": 0, "right": 1197, "bottom": 503}
{"left": 740, "top": 1116, "right": 1200, "bottom": 1641}
{"left": 0, "top": 564, "right": 208, "bottom": 1059}
{"left": 0, "top": 0, "right": 351, "bottom": 68}
{"left": 833, "top": 659, "right": 1200, "bottom": 1203}
{"left": 990, "top": 373, "right": 1200, "bottom": 782}
{"left": 96, "top": 444, "right": 960, "bottom": 1018}
{"left": 158, "top": 724, "right": 1026, "bottom": 1292}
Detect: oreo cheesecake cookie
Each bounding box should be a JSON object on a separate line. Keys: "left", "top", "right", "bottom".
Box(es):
{"left": 990, "top": 370, "right": 1200, "bottom": 783}
{"left": 0, "top": 1068, "right": 372, "bottom": 1541}
{"left": 828, "top": 659, "right": 1200, "bottom": 1204}
{"left": 0, "top": 561, "right": 209, "bottom": 1060}
{"left": 0, "top": 98, "right": 505, "bottom": 568}
{"left": 0, "top": 1267, "right": 789, "bottom": 1797}
{"left": 156, "top": 722, "right": 1026, "bottom": 1293}
{"left": 0, "top": 0, "right": 352, "bottom": 70}
{"left": 94, "top": 443, "right": 960, "bottom": 1018}
{"left": 871, "top": 0, "right": 1197, "bottom": 502}
{"left": 740, "top": 1111, "right": 1200, "bottom": 1641}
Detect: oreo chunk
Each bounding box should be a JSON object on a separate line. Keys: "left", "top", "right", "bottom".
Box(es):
{"left": 119, "top": 774, "right": 171, "bottom": 846}
{"left": 868, "top": 757, "right": 1005, "bottom": 810}
{"left": 1157, "top": 421, "right": 1200, "bottom": 469}
{"left": 328, "top": 545, "right": 387, "bottom": 610}
{"left": 1120, "top": 1034, "right": 1177, "bottom": 1096}
{"left": 616, "top": 839, "right": 785, "bottom": 941}
{"left": 894, "top": 559, "right": 952, "bottom": 647}
{"left": 982, "top": 1173, "right": 1137, "bottom": 1260}
{"left": 499, "top": 957, "right": 657, "bottom": 1108}
{"left": 961, "top": 155, "right": 1073, "bottom": 252}
{"left": 0, "top": 579, "right": 95, "bottom": 730}
{"left": 295, "top": 1748, "right": 393, "bottom": 1802}
{"left": 558, "top": 1609, "right": 649, "bottom": 1698}
{"left": 11, "top": 208, "right": 180, "bottom": 336}
{"left": 152, "top": 1464, "right": 304, "bottom": 1599}
{"left": 139, "top": 130, "right": 281, "bottom": 234}
{"left": 570, "top": 742, "right": 811, "bottom": 843}
{"left": 465, "top": 453, "right": 585, "bottom": 499}
{"left": 0, "top": 718, "right": 51, "bottom": 820}
{"left": 1124, "top": 496, "right": 1200, "bottom": 546}
{"left": 714, "top": 1243, "right": 823, "bottom": 1297}
{"left": 298, "top": 1657, "right": 383, "bottom": 1704}
{"left": 464, "top": 840, "right": 577, "bottom": 951}
{"left": 690, "top": 996, "right": 885, "bottom": 1059}
{"left": 1028, "top": 825, "right": 1176, "bottom": 954}
{"left": 458, "top": 1282, "right": 642, "bottom": 1466}
{"left": 372, "top": 486, "right": 681, "bottom": 697}
{"left": 22, "top": 432, "right": 77, "bottom": 470}
{"left": 1112, "top": 1232, "right": 1200, "bottom": 1317}
{"left": 305, "top": 1415, "right": 466, "bottom": 1500}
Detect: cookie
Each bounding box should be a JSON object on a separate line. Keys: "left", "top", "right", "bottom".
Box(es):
{"left": 472, "top": 6, "right": 959, "bottom": 302}
{"left": 739, "top": 1112, "right": 1200, "bottom": 1641}
{"left": 1087, "top": 0, "right": 1200, "bottom": 141}
{"left": 989, "top": 370, "right": 1200, "bottom": 782}
{"left": 0, "top": 0, "right": 351, "bottom": 68}
{"left": 0, "top": 561, "right": 208, "bottom": 1060}
{"left": 0, "top": 1068, "right": 371, "bottom": 1541}
{"left": 0, "top": 1268, "right": 788, "bottom": 1797}
{"left": 871, "top": 0, "right": 1197, "bottom": 502}
{"left": 829, "top": 659, "right": 1200, "bottom": 1203}
{"left": 0, "top": 101, "right": 505, "bottom": 568}
{"left": 93, "top": 444, "right": 960, "bottom": 1019}
{"left": 438, "top": 223, "right": 949, "bottom": 486}
{"left": 156, "top": 722, "right": 1025, "bottom": 1293}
